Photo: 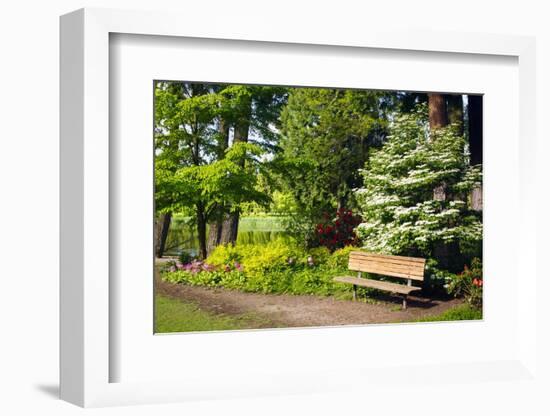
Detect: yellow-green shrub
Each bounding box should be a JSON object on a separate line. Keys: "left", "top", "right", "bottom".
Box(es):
{"left": 328, "top": 246, "right": 361, "bottom": 269}
{"left": 206, "top": 244, "right": 243, "bottom": 267}
{"left": 307, "top": 246, "right": 331, "bottom": 265}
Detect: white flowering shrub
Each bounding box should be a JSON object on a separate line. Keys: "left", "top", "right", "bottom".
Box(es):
{"left": 355, "top": 104, "right": 482, "bottom": 276}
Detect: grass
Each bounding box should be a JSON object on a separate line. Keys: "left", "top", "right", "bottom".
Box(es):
{"left": 166, "top": 215, "right": 288, "bottom": 255}
{"left": 238, "top": 216, "right": 286, "bottom": 232}
{"left": 154, "top": 294, "right": 275, "bottom": 333}
{"left": 412, "top": 304, "right": 482, "bottom": 322}
{"left": 171, "top": 213, "right": 286, "bottom": 232}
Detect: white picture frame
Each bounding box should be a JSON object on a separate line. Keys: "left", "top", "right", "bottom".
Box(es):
{"left": 60, "top": 7, "right": 539, "bottom": 408}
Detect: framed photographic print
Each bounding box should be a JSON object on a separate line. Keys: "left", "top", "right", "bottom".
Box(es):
{"left": 60, "top": 7, "right": 540, "bottom": 409}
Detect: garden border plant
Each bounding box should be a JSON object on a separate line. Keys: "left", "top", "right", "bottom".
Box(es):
{"left": 161, "top": 240, "right": 382, "bottom": 299}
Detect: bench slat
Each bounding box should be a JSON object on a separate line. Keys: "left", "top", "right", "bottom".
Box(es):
{"left": 348, "top": 251, "right": 426, "bottom": 281}
{"left": 333, "top": 276, "right": 422, "bottom": 295}
{"left": 349, "top": 251, "right": 426, "bottom": 264}
{"left": 348, "top": 259, "right": 425, "bottom": 275}
{"left": 349, "top": 264, "right": 423, "bottom": 280}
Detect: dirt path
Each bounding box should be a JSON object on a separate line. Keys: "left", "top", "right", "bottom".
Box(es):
{"left": 156, "top": 277, "right": 463, "bottom": 328}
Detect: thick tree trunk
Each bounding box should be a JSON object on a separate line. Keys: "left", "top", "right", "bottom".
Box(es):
{"left": 218, "top": 106, "right": 250, "bottom": 246}
{"left": 428, "top": 93, "right": 451, "bottom": 271}
{"left": 196, "top": 205, "right": 208, "bottom": 260}
{"left": 207, "top": 220, "right": 223, "bottom": 254}
{"left": 428, "top": 93, "right": 448, "bottom": 131}
{"left": 428, "top": 93, "right": 448, "bottom": 201}
{"left": 155, "top": 212, "right": 172, "bottom": 258}
{"left": 468, "top": 95, "right": 483, "bottom": 166}
{"left": 468, "top": 95, "right": 483, "bottom": 212}
{"left": 446, "top": 94, "right": 464, "bottom": 136}
{"left": 219, "top": 212, "right": 240, "bottom": 245}
{"left": 206, "top": 118, "right": 231, "bottom": 254}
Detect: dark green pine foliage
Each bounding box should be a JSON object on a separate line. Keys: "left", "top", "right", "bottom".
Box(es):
{"left": 277, "top": 87, "right": 390, "bottom": 245}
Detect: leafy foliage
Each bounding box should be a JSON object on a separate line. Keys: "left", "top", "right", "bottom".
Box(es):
{"left": 156, "top": 142, "right": 270, "bottom": 215}
{"left": 446, "top": 258, "right": 483, "bottom": 308}
{"left": 154, "top": 82, "right": 288, "bottom": 256}
{"left": 313, "top": 208, "right": 362, "bottom": 251}
{"left": 355, "top": 104, "right": 482, "bottom": 270}
{"left": 275, "top": 88, "right": 391, "bottom": 243}
{"left": 162, "top": 241, "right": 368, "bottom": 297}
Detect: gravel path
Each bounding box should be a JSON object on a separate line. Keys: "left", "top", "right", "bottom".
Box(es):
{"left": 156, "top": 277, "right": 462, "bottom": 328}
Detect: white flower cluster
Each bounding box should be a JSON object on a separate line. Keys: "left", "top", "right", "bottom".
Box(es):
{"left": 354, "top": 105, "right": 483, "bottom": 261}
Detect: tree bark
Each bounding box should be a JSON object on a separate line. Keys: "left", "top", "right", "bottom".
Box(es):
{"left": 196, "top": 204, "right": 208, "bottom": 260}
{"left": 428, "top": 93, "right": 451, "bottom": 271}
{"left": 155, "top": 212, "right": 172, "bottom": 258}
{"left": 206, "top": 118, "right": 230, "bottom": 254}
{"left": 467, "top": 95, "right": 483, "bottom": 212}
{"left": 468, "top": 95, "right": 483, "bottom": 166}
{"left": 219, "top": 212, "right": 240, "bottom": 245}
{"left": 207, "top": 220, "right": 223, "bottom": 254}
{"left": 428, "top": 93, "right": 448, "bottom": 131}
{"left": 219, "top": 104, "right": 251, "bottom": 246}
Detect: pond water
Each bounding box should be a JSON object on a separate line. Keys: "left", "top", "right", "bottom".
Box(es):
{"left": 164, "top": 216, "right": 288, "bottom": 257}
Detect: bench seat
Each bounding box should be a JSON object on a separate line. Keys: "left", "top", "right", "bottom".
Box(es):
{"left": 334, "top": 276, "right": 421, "bottom": 295}
{"left": 333, "top": 251, "right": 427, "bottom": 309}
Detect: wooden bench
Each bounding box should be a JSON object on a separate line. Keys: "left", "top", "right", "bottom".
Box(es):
{"left": 333, "top": 251, "right": 426, "bottom": 309}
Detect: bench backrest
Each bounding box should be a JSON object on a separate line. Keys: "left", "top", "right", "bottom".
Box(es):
{"left": 348, "top": 251, "right": 426, "bottom": 282}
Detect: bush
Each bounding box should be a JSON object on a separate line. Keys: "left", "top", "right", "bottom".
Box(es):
{"left": 307, "top": 246, "right": 331, "bottom": 265}
{"left": 314, "top": 208, "right": 362, "bottom": 251}
{"left": 446, "top": 258, "right": 483, "bottom": 308}
{"left": 178, "top": 250, "right": 195, "bottom": 265}
{"left": 207, "top": 239, "right": 308, "bottom": 272}
{"left": 327, "top": 246, "right": 359, "bottom": 269}
{"left": 162, "top": 241, "right": 358, "bottom": 297}
{"left": 206, "top": 244, "right": 243, "bottom": 268}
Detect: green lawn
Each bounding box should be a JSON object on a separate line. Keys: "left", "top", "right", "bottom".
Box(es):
{"left": 412, "top": 304, "right": 482, "bottom": 322}
{"left": 155, "top": 294, "right": 274, "bottom": 333}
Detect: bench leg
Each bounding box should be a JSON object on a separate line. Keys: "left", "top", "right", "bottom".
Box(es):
{"left": 353, "top": 285, "right": 357, "bottom": 301}
{"left": 402, "top": 295, "right": 407, "bottom": 310}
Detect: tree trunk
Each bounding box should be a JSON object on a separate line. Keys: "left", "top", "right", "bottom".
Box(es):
{"left": 428, "top": 93, "right": 450, "bottom": 271}
{"left": 206, "top": 118, "right": 230, "bottom": 254}
{"left": 428, "top": 93, "right": 448, "bottom": 131}
{"left": 429, "top": 94, "right": 448, "bottom": 202}
{"left": 155, "top": 212, "right": 172, "bottom": 258}
{"left": 219, "top": 212, "right": 240, "bottom": 245}
{"left": 468, "top": 95, "right": 483, "bottom": 211}
{"left": 446, "top": 94, "right": 464, "bottom": 136}
{"left": 196, "top": 205, "right": 208, "bottom": 260}
{"left": 468, "top": 95, "right": 483, "bottom": 165}
{"left": 207, "top": 220, "right": 223, "bottom": 255}
{"left": 219, "top": 104, "right": 251, "bottom": 245}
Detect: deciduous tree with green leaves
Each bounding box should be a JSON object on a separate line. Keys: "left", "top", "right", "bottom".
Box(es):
{"left": 156, "top": 143, "right": 270, "bottom": 259}
{"left": 154, "top": 82, "right": 286, "bottom": 258}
